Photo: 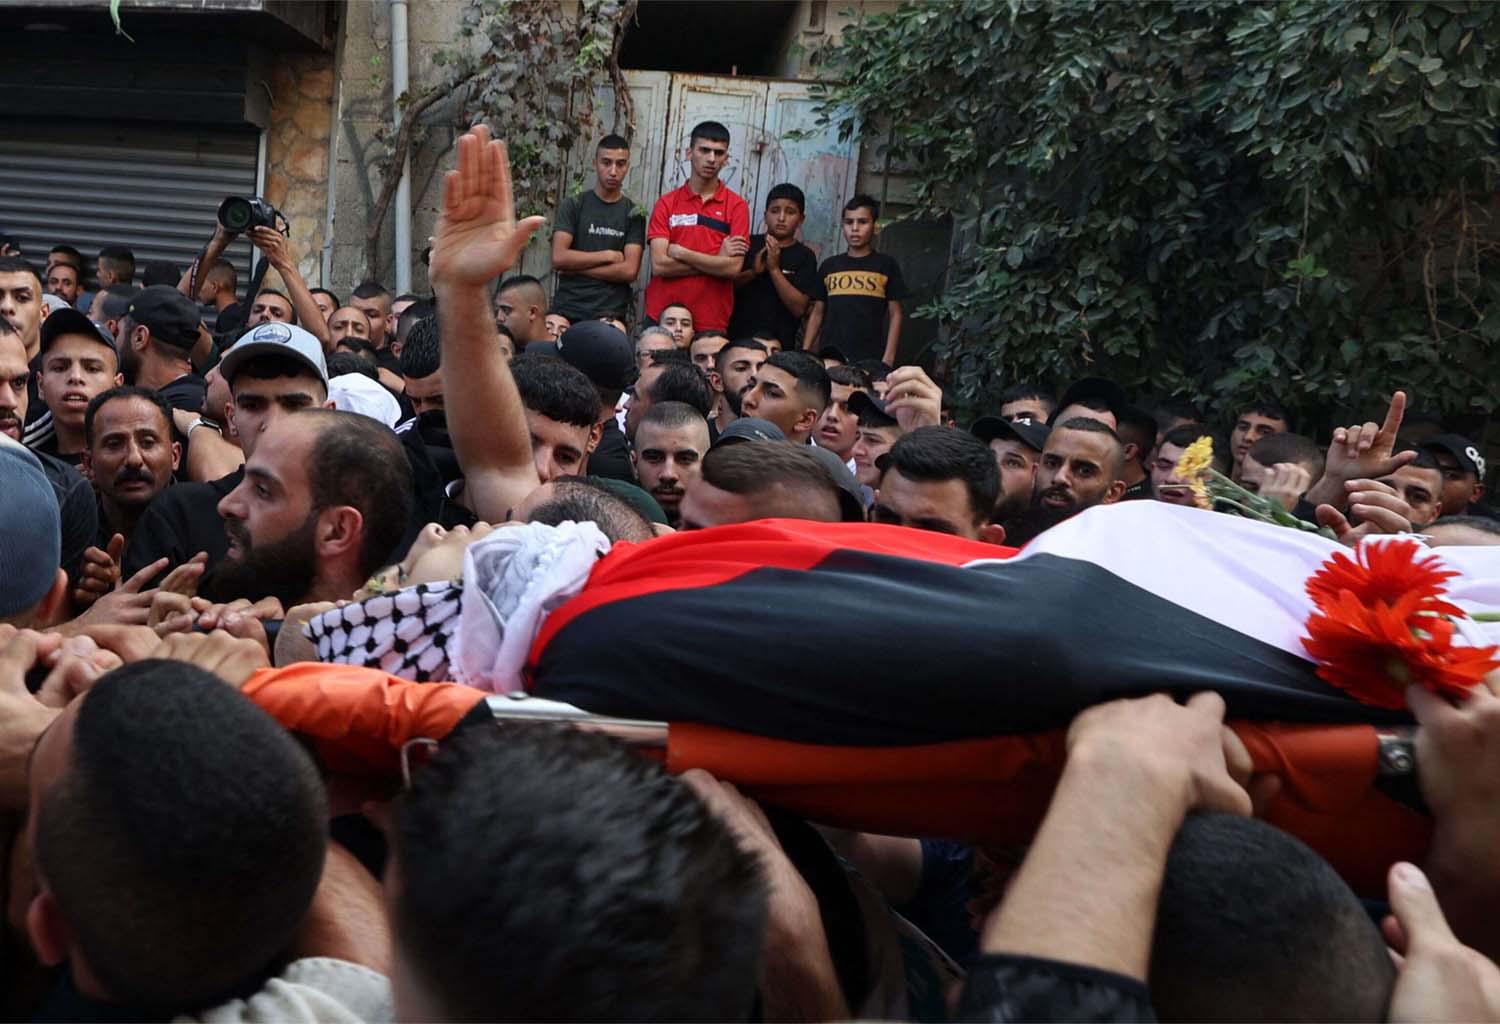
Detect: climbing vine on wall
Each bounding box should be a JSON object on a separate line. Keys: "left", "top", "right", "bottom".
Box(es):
{"left": 366, "top": 0, "right": 638, "bottom": 280}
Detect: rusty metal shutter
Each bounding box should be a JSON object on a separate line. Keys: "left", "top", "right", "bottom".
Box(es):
{"left": 0, "top": 119, "right": 261, "bottom": 285}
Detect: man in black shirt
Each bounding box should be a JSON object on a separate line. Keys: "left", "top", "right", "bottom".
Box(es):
{"left": 729, "top": 183, "right": 818, "bottom": 345}
{"left": 1420, "top": 434, "right": 1495, "bottom": 519}
{"left": 32, "top": 309, "right": 123, "bottom": 468}
{"left": 90, "top": 284, "right": 139, "bottom": 344}
{"left": 556, "top": 319, "right": 639, "bottom": 483}
{"left": 804, "top": 194, "right": 909, "bottom": 365}
{"left": 350, "top": 281, "right": 397, "bottom": 371}
{"left": 394, "top": 315, "right": 461, "bottom": 483}
{"left": 119, "top": 285, "right": 208, "bottom": 414}
{"left": 550, "top": 134, "right": 645, "bottom": 323}
{"left": 82, "top": 386, "right": 181, "bottom": 552}
{"left": 123, "top": 321, "right": 331, "bottom": 582}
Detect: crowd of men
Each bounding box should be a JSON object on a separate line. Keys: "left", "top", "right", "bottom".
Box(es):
{"left": 0, "top": 119, "right": 1497, "bottom": 1021}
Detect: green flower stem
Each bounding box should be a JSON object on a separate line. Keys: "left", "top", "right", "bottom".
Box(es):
{"left": 1201, "top": 470, "right": 1335, "bottom": 539}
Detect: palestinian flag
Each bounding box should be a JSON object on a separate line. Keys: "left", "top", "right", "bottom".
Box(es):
{"left": 278, "top": 504, "right": 1500, "bottom": 895}
{"left": 528, "top": 502, "right": 1500, "bottom": 741}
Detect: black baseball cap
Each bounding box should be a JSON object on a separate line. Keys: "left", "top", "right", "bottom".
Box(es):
{"left": 125, "top": 285, "right": 201, "bottom": 349}
{"left": 712, "top": 417, "right": 786, "bottom": 447}
{"left": 971, "top": 415, "right": 1049, "bottom": 452}
{"left": 848, "top": 389, "right": 896, "bottom": 425}
{"left": 1050, "top": 376, "right": 1130, "bottom": 426}
{"left": 1421, "top": 434, "right": 1487, "bottom": 478}
{"left": 806, "top": 444, "right": 868, "bottom": 522}
{"left": 1117, "top": 405, "right": 1160, "bottom": 440}
{"left": 557, "top": 320, "right": 637, "bottom": 393}
{"left": 39, "top": 307, "right": 117, "bottom": 358}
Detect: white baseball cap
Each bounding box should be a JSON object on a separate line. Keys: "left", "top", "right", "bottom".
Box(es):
{"left": 219, "top": 321, "right": 329, "bottom": 386}
{"left": 329, "top": 372, "right": 402, "bottom": 428}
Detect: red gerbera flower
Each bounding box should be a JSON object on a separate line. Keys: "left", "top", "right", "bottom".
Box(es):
{"left": 1305, "top": 540, "right": 1461, "bottom": 616}
{"left": 1302, "top": 590, "right": 1500, "bottom": 709}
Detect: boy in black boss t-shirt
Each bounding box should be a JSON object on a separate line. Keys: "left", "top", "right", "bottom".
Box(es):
{"left": 728, "top": 182, "right": 819, "bottom": 346}
{"left": 804, "top": 194, "right": 907, "bottom": 365}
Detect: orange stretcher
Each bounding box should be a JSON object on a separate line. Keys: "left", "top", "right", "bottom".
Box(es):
{"left": 243, "top": 663, "right": 1429, "bottom": 897}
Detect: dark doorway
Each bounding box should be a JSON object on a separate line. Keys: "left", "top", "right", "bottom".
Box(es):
{"left": 619, "top": 0, "right": 800, "bottom": 76}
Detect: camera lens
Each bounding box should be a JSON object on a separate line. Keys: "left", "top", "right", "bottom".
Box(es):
{"left": 218, "top": 197, "right": 253, "bottom": 232}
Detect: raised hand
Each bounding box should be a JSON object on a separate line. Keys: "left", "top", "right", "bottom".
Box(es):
{"left": 882, "top": 365, "right": 944, "bottom": 432}
{"left": 1316, "top": 478, "right": 1414, "bottom": 545}
{"left": 428, "top": 124, "right": 545, "bottom": 289}
{"left": 71, "top": 534, "right": 124, "bottom": 610}
{"left": 1327, "top": 391, "right": 1416, "bottom": 484}
{"left": 1258, "top": 462, "right": 1313, "bottom": 514}
{"left": 250, "top": 226, "right": 292, "bottom": 271}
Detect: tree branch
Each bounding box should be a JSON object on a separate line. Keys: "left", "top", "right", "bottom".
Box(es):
{"left": 365, "top": 75, "right": 477, "bottom": 281}
{"left": 609, "top": 0, "right": 638, "bottom": 138}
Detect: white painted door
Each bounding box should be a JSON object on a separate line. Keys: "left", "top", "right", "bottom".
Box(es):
{"left": 552, "top": 71, "right": 861, "bottom": 317}
{"left": 544, "top": 71, "right": 672, "bottom": 286}
{"left": 756, "top": 81, "right": 859, "bottom": 264}
{"left": 659, "top": 73, "right": 768, "bottom": 202}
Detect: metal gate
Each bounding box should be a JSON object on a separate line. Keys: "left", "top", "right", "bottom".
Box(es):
{"left": 0, "top": 120, "right": 260, "bottom": 285}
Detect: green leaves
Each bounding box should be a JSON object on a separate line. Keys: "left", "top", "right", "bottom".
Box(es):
{"left": 817, "top": 0, "right": 1500, "bottom": 428}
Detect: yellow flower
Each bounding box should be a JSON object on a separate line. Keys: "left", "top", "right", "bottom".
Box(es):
{"left": 1172, "top": 435, "right": 1215, "bottom": 484}
{"left": 1190, "top": 479, "right": 1211, "bottom": 510}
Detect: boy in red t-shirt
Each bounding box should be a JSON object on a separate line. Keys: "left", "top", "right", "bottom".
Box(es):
{"left": 644, "top": 121, "right": 750, "bottom": 334}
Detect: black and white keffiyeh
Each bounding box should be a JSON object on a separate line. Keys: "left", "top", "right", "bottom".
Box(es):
{"left": 304, "top": 582, "right": 463, "bottom": 682}
{"left": 305, "top": 520, "right": 612, "bottom": 691}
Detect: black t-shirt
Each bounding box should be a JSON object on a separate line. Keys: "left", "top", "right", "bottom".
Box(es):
{"left": 122, "top": 466, "right": 241, "bottom": 584}
{"left": 550, "top": 189, "right": 645, "bottom": 321}
{"left": 213, "top": 301, "right": 248, "bottom": 347}
{"left": 158, "top": 372, "right": 208, "bottom": 413}
{"left": 727, "top": 235, "right": 819, "bottom": 345}
{"left": 394, "top": 421, "right": 475, "bottom": 552}
{"left": 375, "top": 346, "right": 402, "bottom": 376}
{"left": 33, "top": 433, "right": 84, "bottom": 469}
{"left": 810, "top": 251, "right": 909, "bottom": 362}
{"left": 34, "top": 449, "right": 99, "bottom": 588}
{"left": 158, "top": 372, "right": 209, "bottom": 464}
{"left": 587, "top": 417, "right": 636, "bottom": 483}
{"left": 412, "top": 410, "right": 462, "bottom": 485}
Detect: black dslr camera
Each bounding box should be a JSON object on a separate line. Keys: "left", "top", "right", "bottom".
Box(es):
{"left": 217, "top": 196, "right": 286, "bottom": 234}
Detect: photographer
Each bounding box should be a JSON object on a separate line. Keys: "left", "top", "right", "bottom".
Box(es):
{"left": 180, "top": 207, "right": 331, "bottom": 353}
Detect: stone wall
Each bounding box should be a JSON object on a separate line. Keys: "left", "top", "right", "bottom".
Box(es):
{"left": 326, "top": 0, "right": 469, "bottom": 294}
{"left": 322, "top": 0, "right": 900, "bottom": 295}
{"left": 263, "top": 52, "right": 336, "bottom": 288}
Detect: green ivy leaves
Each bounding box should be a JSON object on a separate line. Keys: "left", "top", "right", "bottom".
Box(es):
{"left": 816, "top": 0, "right": 1500, "bottom": 431}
